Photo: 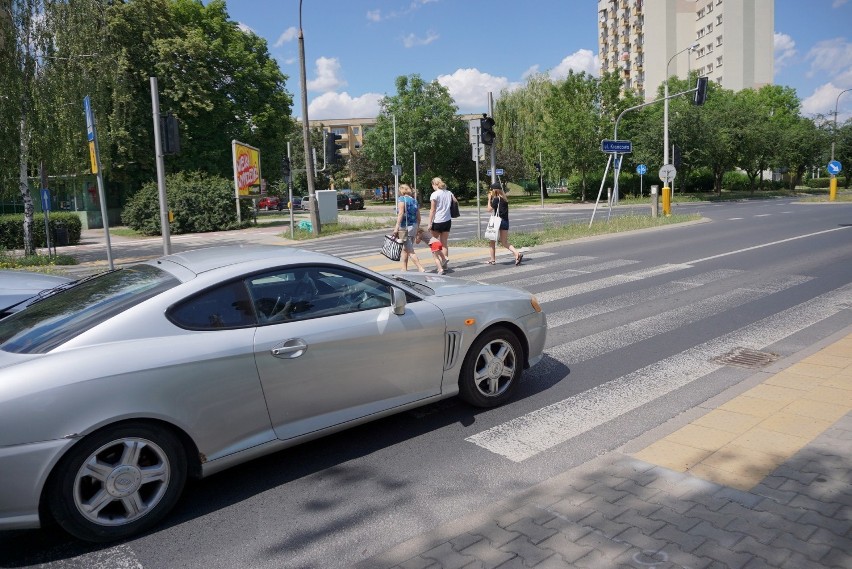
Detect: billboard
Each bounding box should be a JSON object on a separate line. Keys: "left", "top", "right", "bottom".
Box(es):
{"left": 232, "top": 140, "right": 262, "bottom": 196}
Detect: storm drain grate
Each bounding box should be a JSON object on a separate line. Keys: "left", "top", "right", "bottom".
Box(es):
{"left": 713, "top": 347, "right": 780, "bottom": 370}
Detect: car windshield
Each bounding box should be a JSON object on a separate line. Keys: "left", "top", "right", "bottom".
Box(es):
{"left": 0, "top": 265, "right": 180, "bottom": 354}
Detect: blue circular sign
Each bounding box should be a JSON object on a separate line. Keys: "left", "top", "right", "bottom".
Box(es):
{"left": 827, "top": 160, "right": 842, "bottom": 175}
{"left": 636, "top": 164, "right": 647, "bottom": 175}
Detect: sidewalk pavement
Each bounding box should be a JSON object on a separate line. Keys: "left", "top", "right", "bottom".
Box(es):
{"left": 357, "top": 328, "right": 852, "bottom": 569}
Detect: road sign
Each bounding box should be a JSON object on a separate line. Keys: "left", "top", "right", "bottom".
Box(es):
{"left": 471, "top": 144, "right": 485, "bottom": 161}
{"left": 468, "top": 119, "right": 481, "bottom": 144}
{"left": 827, "top": 160, "right": 842, "bottom": 175}
{"left": 391, "top": 164, "right": 402, "bottom": 176}
{"left": 636, "top": 164, "right": 647, "bottom": 175}
{"left": 485, "top": 169, "right": 505, "bottom": 176}
{"left": 40, "top": 188, "right": 51, "bottom": 212}
{"left": 659, "top": 164, "right": 677, "bottom": 184}
{"left": 83, "top": 96, "right": 94, "bottom": 142}
{"left": 600, "top": 139, "right": 632, "bottom": 153}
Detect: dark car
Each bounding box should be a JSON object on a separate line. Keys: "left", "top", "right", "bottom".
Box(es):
{"left": 279, "top": 196, "right": 303, "bottom": 211}
{"left": 337, "top": 192, "right": 364, "bottom": 211}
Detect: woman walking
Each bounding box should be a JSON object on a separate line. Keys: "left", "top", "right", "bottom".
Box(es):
{"left": 394, "top": 184, "right": 426, "bottom": 272}
{"left": 427, "top": 177, "right": 456, "bottom": 272}
{"left": 487, "top": 182, "right": 523, "bottom": 266}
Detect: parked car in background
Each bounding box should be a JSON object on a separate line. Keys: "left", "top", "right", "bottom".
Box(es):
{"left": 257, "top": 196, "right": 280, "bottom": 210}
{"left": 0, "top": 246, "right": 546, "bottom": 542}
{"left": 337, "top": 192, "right": 364, "bottom": 211}
{"left": 0, "top": 270, "right": 72, "bottom": 319}
{"left": 281, "top": 196, "right": 302, "bottom": 210}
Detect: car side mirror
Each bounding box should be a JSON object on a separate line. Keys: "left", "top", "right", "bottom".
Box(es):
{"left": 390, "top": 286, "right": 406, "bottom": 315}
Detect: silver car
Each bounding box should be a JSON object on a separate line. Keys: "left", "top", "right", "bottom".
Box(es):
{"left": 0, "top": 246, "right": 546, "bottom": 542}
{"left": 0, "top": 270, "right": 72, "bottom": 318}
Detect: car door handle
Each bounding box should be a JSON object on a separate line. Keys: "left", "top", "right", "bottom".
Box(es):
{"left": 271, "top": 339, "right": 308, "bottom": 358}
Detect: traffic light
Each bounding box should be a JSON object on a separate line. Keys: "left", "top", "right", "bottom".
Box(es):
{"left": 673, "top": 145, "right": 682, "bottom": 169}
{"left": 534, "top": 162, "right": 542, "bottom": 174}
{"left": 159, "top": 112, "right": 180, "bottom": 155}
{"left": 694, "top": 76, "right": 708, "bottom": 106}
{"left": 281, "top": 156, "right": 291, "bottom": 180}
{"left": 480, "top": 114, "right": 496, "bottom": 145}
{"left": 324, "top": 132, "right": 342, "bottom": 165}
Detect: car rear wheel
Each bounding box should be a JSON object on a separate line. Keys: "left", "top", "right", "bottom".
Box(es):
{"left": 459, "top": 327, "right": 523, "bottom": 407}
{"left": 47, "top": 423, "right": 187, "bottom": 542}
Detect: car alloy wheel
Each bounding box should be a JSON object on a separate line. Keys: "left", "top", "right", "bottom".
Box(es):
{"left": 458, "top": 327, "right": 523, "bottom": 407}
{"left": 48, "top": 423, "right": 187, "bottom": 542}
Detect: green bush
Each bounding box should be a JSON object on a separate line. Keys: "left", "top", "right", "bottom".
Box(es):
{"left": 0, "top": 212, "right": 82, "bottom": 249}
{"left": 806, "top": 177, "right": 832, "bottom": 188}
{"left": 722, "top": 171, "right": 751, "bottom": 192}
{"left": 122, "top": 171, "right": 250, "bottom": 235}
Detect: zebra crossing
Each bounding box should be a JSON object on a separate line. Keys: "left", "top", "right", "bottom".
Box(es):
{"left": 422, "top": 251, "right": 852, "bottom": 464}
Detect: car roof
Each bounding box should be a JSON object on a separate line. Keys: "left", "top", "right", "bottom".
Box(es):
{"left": 145, "top": 245, "right": 336, "bottom": 275}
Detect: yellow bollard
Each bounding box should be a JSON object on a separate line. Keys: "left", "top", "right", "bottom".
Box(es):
{"left": 662, "top": 186, "right": 671, "bottom": 216}
{"left": 829, "top": 176, "right": 837, "bottom": 202}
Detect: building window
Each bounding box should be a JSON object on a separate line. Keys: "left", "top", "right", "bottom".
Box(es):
{"left": 707, "top": 62, "right": 713, "bottom": 72}
{"left": 707, "top": 43, "right": 713, "bottom": 53}
{"left": 717, "top": 14, "right": 723, "bottom": 25}
{"left": 707, "top": 2, "right": 713, "bottom": 12}
{"left": 716, "top": 76, "right": 722, "bottom": 84}
{"left": 717, "top": 55, "right": 723, "bottom": 66}
{"left": 352, "top": 127, "right": 360, "bottom": 136}
{"left": 716, "top": 35, "right": 723, "bottom": 46}
{"left": 697, "top": 8, "right": 705, "bottom": 18}
{"left": 331, "top": 127, "right": 346, "bottom": 135}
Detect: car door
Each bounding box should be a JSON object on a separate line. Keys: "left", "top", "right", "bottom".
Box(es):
{"left": 248, "top": 265, "right": 447, "bottom": 440}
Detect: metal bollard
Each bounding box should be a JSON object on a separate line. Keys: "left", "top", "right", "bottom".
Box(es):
{"left": 650, "top": 185, "right": 659, "bottom": 218}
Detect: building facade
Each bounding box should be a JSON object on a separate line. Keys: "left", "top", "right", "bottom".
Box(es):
{"left": 598, "top": 0, "right": 774, "bottom": 101}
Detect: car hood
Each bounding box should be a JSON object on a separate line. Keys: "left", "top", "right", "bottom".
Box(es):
{"left": 388, "top": 272, "right": 528, "bottom": 298}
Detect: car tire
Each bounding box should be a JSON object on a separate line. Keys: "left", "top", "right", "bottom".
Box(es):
{"left": 47, "top": 422, "right": 187, "bottom": 542}
{"left": 458, "top": 327, "right": 523, "bottom": 408}
{"left": 344, "top": 204, "right": 350, "bottom": 211}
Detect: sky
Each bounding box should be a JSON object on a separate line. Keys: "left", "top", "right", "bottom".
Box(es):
{"left": 225, "top": 0, "right": 852, "bottom": 124}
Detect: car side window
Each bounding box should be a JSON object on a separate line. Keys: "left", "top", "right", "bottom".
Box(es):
{"left": 168, "top": 281, "right": 257, "bottom": 329}
{"left": 246, "top": 266, "right": 391, "bottom": 324}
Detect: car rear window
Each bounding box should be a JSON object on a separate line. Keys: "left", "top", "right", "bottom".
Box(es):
{"left": 0, "top": 265, "right": 179, "bottom": 354}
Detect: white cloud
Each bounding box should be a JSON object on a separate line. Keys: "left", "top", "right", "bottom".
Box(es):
{"left": 307, "top": 92, "right": 383, "bottom": 120}
{"left": 832, "top": 0, "right": 848, "bottom": 8}
{"left": 306, "top": 57, "right": 347, "bottom": 92}
{"left": 436, "top": 68, "right": 520, "bottom": 112}
{"left": 522, "top": 65, "right": 541, "bottom": 79}
{"left": 773, "top": 32, "right": 796, "bottom": 69}
{"left": 367, "top": 0, "right": 438, "bottom": 22}
{"left": 549, "top": 49, "right": 599, "bottom": 79}
{"left": 273, "top": 26, "right": 299, "bottom": 48}
{"left": 806, "top": 38, "right": 852, "bottom": 80}
{"left": 237, "top": 22, "right": 255, "bottom": 35}
{"left": 801, "top": 83, "right": 852, "bottom": 121}
{"left": 366, "top": 9, "right": 382, "bottom": 22}
{"left": 402, "top": 30, "right": 439, "bottom": 48}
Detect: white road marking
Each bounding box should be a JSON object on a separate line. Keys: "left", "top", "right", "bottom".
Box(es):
{"left": 78, "top": 544, "right": 144, "bottom": 569}
{"left": 547, "top": 275, "right": 811, "bottom": 363}
{"left": 534, "top": 264, "right": 691, "bottom": 304}
{"left": 465, "top": 283, "right": 852, "bottom": 462}
{"left": 690, "top": 227, "right": 852, "bottom": 264}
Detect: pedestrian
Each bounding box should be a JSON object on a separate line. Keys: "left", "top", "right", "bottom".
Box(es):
{"left": 427, "top": 177, "right": 457, "bottom": 270}
{"left": 486, "top": 182, "right": 523, "bottom": 266}
{"left": 394, "top": 184, "right": 426, "bottom": 272}
{"left": 415, "top": 227, "right": 448, "bottom": 274}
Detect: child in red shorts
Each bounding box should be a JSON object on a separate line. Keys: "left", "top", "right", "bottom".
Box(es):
{"left": 416, "top": 228, "right": 448, "bottom": 274}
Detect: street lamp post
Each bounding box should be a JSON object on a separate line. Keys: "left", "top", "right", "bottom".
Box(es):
{"left": 299, "top": 0, "right": 320, "bottom": 235}
{"left": 831, "top": 88, "right": 852, "bottom": 162}
{"left": 662, "top": 42, "right": 698, "bottom": 215}
{"left": 829, "top": 88, "right": 851, "bottom": 202}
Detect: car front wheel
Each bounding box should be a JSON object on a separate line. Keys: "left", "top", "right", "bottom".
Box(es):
{"left": 47, "top": 422, "right": 187, "bottom": 542}
{"left": 459, "top": 327, "right": 523, "bottom": 407}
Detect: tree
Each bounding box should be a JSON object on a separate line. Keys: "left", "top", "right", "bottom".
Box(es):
{"left": 363, "top": 74, "right": 467, "bottom": 202}
{"left": 495, "top": 74, "right": 551, "bottom": 193}
{"left": 776, "top": 117, "right": 826, "bottom": 190}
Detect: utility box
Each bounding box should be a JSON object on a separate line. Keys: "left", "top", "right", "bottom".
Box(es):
{"left": 315, "top": 189, "right": 338, "bottom": 224}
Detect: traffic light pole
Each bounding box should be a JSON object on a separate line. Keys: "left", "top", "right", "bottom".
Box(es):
{"left": 539, "top": 151, "right": 544, "bottom": 208}
{"left": 286, "top": 142, "right": 294, "bottom": 239}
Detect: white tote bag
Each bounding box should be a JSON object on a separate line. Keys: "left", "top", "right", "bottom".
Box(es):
{"left": 484, "top": 212, "right": 501, "bottom": 241}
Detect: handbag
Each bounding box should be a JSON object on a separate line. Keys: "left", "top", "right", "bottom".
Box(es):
{"left": 380, "top": 234, "right": 402, "bottom": 261}
{"left": 484, "top": 212, "right": 501, "bottom": 241}
{"left": 450, "top": 196, "right": 460, "bottom": 218}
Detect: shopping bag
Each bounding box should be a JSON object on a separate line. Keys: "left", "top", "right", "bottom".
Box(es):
{"left": 484, "top": 213, "right": 501, "bottom": 241}
{"left": 380, "top": 234, "right": 402, "bottom": 261}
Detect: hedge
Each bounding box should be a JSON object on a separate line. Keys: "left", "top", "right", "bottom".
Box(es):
{"left": 0, "top": 212, "right": 82, "bottom": 250}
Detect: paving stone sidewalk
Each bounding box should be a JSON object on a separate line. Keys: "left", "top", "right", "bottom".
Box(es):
{"left": 357, "top": 331, "right": 852, "bottom": 569}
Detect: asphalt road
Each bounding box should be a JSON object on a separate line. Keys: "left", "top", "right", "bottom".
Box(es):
{"left": 2, "top": 197, "right": 851, "bottom": 568}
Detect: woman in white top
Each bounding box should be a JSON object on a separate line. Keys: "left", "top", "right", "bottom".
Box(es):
{"left": 427, "top": 177, "right": 456, "bottom": 272}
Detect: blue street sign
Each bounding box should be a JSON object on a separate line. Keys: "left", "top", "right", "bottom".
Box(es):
{"left": 486, "top": 168, "right": 505, "bottom": 176}
{"left": 83, "top": 96, "right": 94, "bottom": 142}
{"left": 40, "top": 188, "right": 51, "bottom": 212}
{"left": 636, "top": 164, "right": 647, "bottom": 175}
{"left": 827, "top": 160, "right": 842, "bottom": 175}
{"left": 600, "top": 139, "right": 632, "bottom": 153}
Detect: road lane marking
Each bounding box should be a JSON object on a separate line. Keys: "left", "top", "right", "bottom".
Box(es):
{"left": 465, "top": 283, "right": 852, "bottom": 462}
{"left": 689, "top": 226, "right": 851, "bottom": 264}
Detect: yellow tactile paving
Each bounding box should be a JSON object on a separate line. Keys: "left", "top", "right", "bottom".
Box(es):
{"left": 633, "top": 333, "right": 852, "bottom": 491}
